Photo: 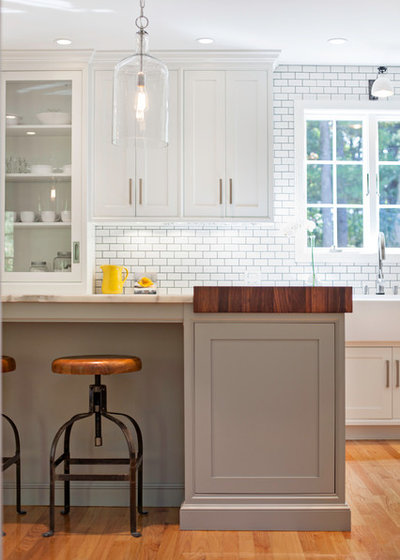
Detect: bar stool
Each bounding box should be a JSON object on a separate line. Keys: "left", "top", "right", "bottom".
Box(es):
{"left": 2, "top": 356, "right": 26, "bottom": 518}
{"left": 42, "top": 355, "right": 147, "bottom": 538}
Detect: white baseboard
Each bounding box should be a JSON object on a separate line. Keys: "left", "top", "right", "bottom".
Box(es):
{"left": 346, "top": 425, "right": 400, "bottom": 439}
{"left": 3, "top": 482, "right": 184, "bottom": 508}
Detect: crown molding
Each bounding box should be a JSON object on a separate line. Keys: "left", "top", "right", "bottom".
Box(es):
{"left": 1, "top": 50, "right": 95, "bottom": 70}
{"left": 92, "top": 49, "right": 281, "bottom": 69}
{"left": 1, "top": 49, "right": 281, "bottom": 71}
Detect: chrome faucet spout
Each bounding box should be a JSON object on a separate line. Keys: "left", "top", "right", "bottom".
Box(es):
{"left": 376, "top": 232, "right": 386, "bottom": 295}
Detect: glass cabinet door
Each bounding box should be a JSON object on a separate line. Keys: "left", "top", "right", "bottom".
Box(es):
{"left": 2, "top": 71, "right": 82, "bottom": 281}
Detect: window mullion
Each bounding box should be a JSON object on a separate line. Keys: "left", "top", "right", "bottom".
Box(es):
{"left": 333, "top": 120, "right": 338, "bottom": 247}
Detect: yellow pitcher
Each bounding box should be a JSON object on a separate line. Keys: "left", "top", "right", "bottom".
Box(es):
{"left": 100, "top": 265, "right": 129, "bottom": 294}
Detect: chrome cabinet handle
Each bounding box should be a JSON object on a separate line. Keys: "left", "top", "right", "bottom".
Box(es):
{"left": 229, "top": 178, "right": 233, "bottom": 204}
{"left": 73, "top": 242, "right": 80, "bottom": 264}
{"left": 139, "top": 178, "right": 143, "bottom": 205}
{"left": 366, "top": 173, "right": 370, "bottom": 196}
{"left": 386, "top": 360, "right": 390, "bottom": 388}
{"left": 129, "top": 178, "right": 133, "bottom": 205}
{"left": 219, "top": 179, "right": 223, "bottom": 204}
{"left": 396, "top": 360, "right": 399, "bottom": 388}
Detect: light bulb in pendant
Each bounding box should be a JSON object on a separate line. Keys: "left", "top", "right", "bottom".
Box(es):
{"left": 135, "top": 71, "right": 148, "bottom": 121}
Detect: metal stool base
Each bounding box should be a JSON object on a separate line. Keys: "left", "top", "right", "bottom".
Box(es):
{"left": 42, "top": 376, "right": 147, "bottom": 537}
{"left": 2, "top": 413, "right": 27, "bottom": 516}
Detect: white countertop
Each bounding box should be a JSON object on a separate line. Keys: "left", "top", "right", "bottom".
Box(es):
{"left": 1, "top": 294, "right": 193, "bottom": 303}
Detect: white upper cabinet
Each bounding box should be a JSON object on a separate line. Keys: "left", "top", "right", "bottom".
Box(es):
{"left": 1, "top": 65, "right": 88, "bottom": 295}
{"left": 184, "top": 69, "right": 271, "bottom": 218}
{"left": 92, "top": 69, "right": 179, "bottom": 219}
{"left": 184, "top": 71, "right": 226, "bottom": 217}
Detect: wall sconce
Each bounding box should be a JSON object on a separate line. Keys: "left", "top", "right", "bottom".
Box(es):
{"left": 369, "top": 66, "right": 394, "bottom": 100}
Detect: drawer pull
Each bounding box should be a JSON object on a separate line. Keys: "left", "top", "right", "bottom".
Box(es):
{"left": 396, "top": 360, "right": 400, "bottom": 388}
{"left": 129, "top": 178, "right": 133, "bottom": 205}
{"left": 219, "top": 179, "right": 223, "bottom": 204}
{"left": 386, "top": 360, "right": 390, "bottom": 388}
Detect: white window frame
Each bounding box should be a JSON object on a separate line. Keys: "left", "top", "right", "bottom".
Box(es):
{"left": 295, "top": 100, "right": 400, "bottom": 264}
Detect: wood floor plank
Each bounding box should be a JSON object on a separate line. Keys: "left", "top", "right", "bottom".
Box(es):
{"left": 3, "top": 442, "right": 400, "bottom": 560}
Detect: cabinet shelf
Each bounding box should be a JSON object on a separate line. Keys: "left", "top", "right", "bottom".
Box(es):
{"left": 6, "top": 174, "right": 71, "bottom": 182}
{"left": 13, "top": 222, "right": 71, "bottom": 229}
{"left": 6, "top": 125, "right": 71, "bottom": 137}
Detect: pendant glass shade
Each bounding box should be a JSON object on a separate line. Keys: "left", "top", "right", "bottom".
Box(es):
{"left": 371, "top": 67, "right": 394, "bottom": 98}
{"left": 113, "top": 31, "right": 168, "bottom": 148}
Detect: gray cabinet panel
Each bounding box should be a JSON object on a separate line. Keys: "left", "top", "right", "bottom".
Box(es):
{"left": 194, "top": 322, "right": 335, "bottom": 494}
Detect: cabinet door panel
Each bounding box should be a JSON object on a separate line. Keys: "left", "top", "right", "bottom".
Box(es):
{"left": 194, "top": 322, "right": 335, "bottom": 494}
{"left": 184, "top": 71, "right": 225, "bottom": 217}
{"left": 392, "top": 348, "right": 400, "bottom": 418}
{"left": 136, "top": 70, "right": 179, "bottom": 217}
{"left": 93, "top": 70, "right": 134, "bottom": 218}
{"left": 345, "top": 347, "right": 392, "bottom": 419}
{"left": 226, "top": 71, "right": 269, "bottom": 217}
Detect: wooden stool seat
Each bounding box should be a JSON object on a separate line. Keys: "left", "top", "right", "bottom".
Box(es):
{"left": 52, "top": 355, "right": 142, "bottom": 375}
{"left": 2, "top": 356, "right": 16, "bottom": 373}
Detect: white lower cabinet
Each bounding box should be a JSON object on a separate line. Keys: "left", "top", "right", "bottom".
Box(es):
{"left": 92, "top": 69, "right": 179, "bottom": 219}
{"left": 346, "top": 346, "right": 400, "bottom": 423}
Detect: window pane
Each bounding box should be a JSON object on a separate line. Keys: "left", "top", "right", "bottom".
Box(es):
{"left": 307, "top": 164, "right": 333, "bottom": 203}
{"left": 379, "top": 121, "right": 400, "bottom": 162}
{"left": 307, "top": 120, "right": 333, "bottom": 160}
{"left": 337, "top": 165, "right": 363, "bottom": 204}
{"left": 307, "top": 207, "right": 334, "bottom": 247}
{"left": 379, "top": 165, "right": 400, "bottom": 204}
{"left": 336, "top": 121, "right": 363, "bottom": 161}
{"left": 337, "top": 208, "right": 363, "bottom": 248}
{"left": 379, "top": 208, "right": 400, "bottom": 247}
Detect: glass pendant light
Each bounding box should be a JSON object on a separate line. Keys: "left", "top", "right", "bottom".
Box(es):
{"left": 113, "top": 0, "right": 168, "bottom": 149}
{"left": 371, "top": 67, "right": 394, "bottom": 98}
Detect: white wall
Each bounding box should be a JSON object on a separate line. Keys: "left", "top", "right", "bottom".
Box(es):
{"left": 95, "top": 64, "right": 400, "bottom": 295}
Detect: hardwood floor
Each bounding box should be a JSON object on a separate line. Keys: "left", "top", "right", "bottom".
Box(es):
{"left": 3, "top": 441, "right": 400, "bottom": 560}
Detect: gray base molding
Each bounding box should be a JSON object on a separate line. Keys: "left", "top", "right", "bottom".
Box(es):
{"left": 180, "top": 503, "right": 351, "bottom": 531}
{"left": 3, "top": 482, "right": 184, "bottom": 508}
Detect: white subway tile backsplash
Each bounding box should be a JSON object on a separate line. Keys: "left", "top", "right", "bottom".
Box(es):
{"left": 95, "top": 64, "right": 400, "bottom": 295}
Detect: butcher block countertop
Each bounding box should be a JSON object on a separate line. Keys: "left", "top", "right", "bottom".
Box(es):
{"left": 193, "top": 286, "right": 353, "bottom": 313}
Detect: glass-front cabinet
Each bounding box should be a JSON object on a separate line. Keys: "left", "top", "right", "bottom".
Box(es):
{"left": 1, "top": 70, "right": 85, "bottom": 293}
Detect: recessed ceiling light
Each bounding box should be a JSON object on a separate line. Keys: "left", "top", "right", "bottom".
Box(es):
{"left": 55, "top": 38, "right": 72, "bottom": 46}
{"left": 196, "top": 37, "right": 214, "bottom": 45}
{"left": 26, "top": 131, "right": 36, "bottom": 136}
{"left": 91, "top": 8, "right": 115, "bottom": 13}
{"left": 327, "top": 37, "right": 348, "bottom": 45}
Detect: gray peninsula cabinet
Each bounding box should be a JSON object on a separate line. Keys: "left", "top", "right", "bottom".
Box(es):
{"left": 181, "top": 287, "right": 353, "bottom": 531}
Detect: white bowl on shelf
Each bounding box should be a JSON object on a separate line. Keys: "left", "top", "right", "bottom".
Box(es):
{"left": 36, "top": 112, "right": 70, "bottom": 125}
{"left": 30, "top": 164, "right": 52, "bottom": 175}
{"left": 62, "top": 164, "right": 71, "bottom": 175}
{"left": 6, "top": 114, "right": 21, "bottom": 126}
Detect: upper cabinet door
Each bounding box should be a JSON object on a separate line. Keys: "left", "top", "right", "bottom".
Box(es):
{"left": 225, "top": 71, "right": 270, "bottom": 218}
{"left": 184, "top": 71, "right": 226, "bottom": 217}
{"left": 93, "top": 70, "right": 134, "bottom": 218}
{"left": 135, "top": 70, "right": 179, "bottom": 217}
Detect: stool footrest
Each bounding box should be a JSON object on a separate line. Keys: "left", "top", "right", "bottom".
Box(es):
{"left": 2, "top": 455, "right": 17, "bottom": 471}
{"left": 56, "top": 474, "right": 130, "bottom": 482}
{"left": 69, "top": 458, "right": 131, "bottom": 465}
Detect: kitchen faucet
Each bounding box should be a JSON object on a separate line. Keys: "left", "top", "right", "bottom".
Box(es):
{"left": 376, "top": 232, "right": 386, "bottom": 295}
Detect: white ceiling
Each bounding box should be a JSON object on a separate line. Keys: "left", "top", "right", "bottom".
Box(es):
{"left": 2, "top": 0, "right": 400, "bottom": 66}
